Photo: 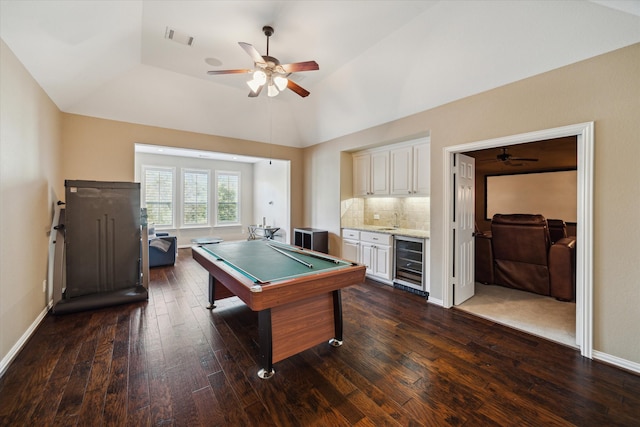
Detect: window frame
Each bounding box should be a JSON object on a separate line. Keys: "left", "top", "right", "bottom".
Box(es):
{"left": 214, "top": 170, "right": 241, "bottom": 226}
{"left": 181, "top": 168, "right": 211, "bottom": 228}
{"left": 141, "top": 165, "right": 176, "bottom": 229}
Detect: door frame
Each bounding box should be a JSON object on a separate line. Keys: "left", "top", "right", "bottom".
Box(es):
{"left": 441, "top": 122, "right": 594, "bottom": 358}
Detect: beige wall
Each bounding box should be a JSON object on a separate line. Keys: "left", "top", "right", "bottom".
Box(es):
{"left": 61, "top": 114, "right": 304, "bottom": 239}
{"left": 0, "top": 40, "right": 63, "bottom": 367}
{"left": 303, "top": 43, "right": 640, "bottom": 364}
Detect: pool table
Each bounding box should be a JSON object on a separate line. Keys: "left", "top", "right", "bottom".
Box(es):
{"left": 191, "top": 239, "right": 366, "bottom": 378}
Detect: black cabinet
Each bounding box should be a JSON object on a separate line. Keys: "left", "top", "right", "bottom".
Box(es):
{"left": 293, "top": 228, "right": 328, "bottom": 253}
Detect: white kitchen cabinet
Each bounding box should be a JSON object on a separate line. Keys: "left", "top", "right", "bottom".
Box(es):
{"left": 412, "top": 142, "right": 430, "bottom": 196}
{"left": 359, "top": 231, "right": 393, "bottom": 283}
{"left": 353, "top": 151, "right": 389, "bottom": 196}
{"left": 341, "top": 229, "right": 361, "bottom": 263}
{"left": 352, "top": 154, "right": 371, "bottom": 197}
{"left": 390, "top": 142, "right": 430, "bottom": 196}
{"left": 390, "top": 145, "right": 413, "bottom": 195}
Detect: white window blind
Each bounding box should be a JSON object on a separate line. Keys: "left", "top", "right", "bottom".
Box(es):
{"left": 143, "top": 167, "right": 174, "bottom": 227}
{"left": 216, "top": 171, "right": 240, "bottom": 224}
{"left": 183, "top": 169, "right": 209, "bottom": 226}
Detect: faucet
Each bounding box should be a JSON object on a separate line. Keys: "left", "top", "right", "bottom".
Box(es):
{"left": 394, "top": 212, "right": 399, "bottom": 228}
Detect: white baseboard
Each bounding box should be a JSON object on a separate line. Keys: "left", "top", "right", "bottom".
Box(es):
{"left": 427, "top": 296, "right": 443, "bottom": 306}
{"left": 0, "top": 301, "right": 52, "bottom": 378}
{"left": 593, "top": 350, "right": 640, "bottom": 375}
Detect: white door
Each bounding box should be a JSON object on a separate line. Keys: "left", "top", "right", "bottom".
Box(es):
{"left": 413, "top": 143, "right": 430, "bottom": 196}
{"left": 390, "top": 146, "right": 412, "bottom": 195}
{"left": 353, "top": 154, "right": 371, "bottom": 196}
{"left": 454, "top": 153, "right": 476, "bottom": 305}
{"left": 373, "top": 245, "right": 392, "bottom": 281}
{"left": 360, "top": 242, "right": 374, "bottom": 275}
{"left": 342, "top": 239, "right": 360, "bottom": 263}
{"left": 370, "top": 151, "right": 390, "bottom": 195}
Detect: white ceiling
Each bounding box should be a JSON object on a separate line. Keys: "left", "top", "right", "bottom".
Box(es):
{"left": 2, "top": 1, "right": 639, "bottom": 148}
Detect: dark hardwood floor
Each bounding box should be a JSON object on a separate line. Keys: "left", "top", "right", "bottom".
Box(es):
{"left": 1, "top": 248, "right": 639, "bottom": 426}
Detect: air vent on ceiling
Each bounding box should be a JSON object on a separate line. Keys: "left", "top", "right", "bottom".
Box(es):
{"left": 165, "top": 27, "right": 194, "bottom": 46}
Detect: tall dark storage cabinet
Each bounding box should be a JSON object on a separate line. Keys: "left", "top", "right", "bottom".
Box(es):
{"left": 65, "top": 180, "right": 141, "bottom": 296}
{"left": 53, "top": 180, "right": 147, "bottom": 314}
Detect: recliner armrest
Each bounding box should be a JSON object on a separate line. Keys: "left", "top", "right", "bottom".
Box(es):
{"left": 549, "top": 237, "right": 576, "bottom": 301}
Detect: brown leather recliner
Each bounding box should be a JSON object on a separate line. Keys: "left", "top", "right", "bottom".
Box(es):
{"left": 490, "top": 214, "right": 575, "bottom": 301}
{"left": 474, "top": 230, "right": 494, "bottom": 285}
{"left": 547, "top": 218, "right": 568, "bottom": 244}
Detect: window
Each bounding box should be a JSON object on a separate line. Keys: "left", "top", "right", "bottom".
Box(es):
{"left": 142, "top": 166, "right": 175, "bottom": 227}
{"left": 182, "top": 169, "right": 209, "bottom": 226}
{"left": 216, "top": 171, "right": 240, "bottom": 225}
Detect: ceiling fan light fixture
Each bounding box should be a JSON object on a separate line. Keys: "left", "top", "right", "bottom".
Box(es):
{"left": 273, "top": 75, "right": 288, "bottom": 91}
{"left": 247, "top": 78, "right": 263, "bottom": 93}
{"left": 253, "top": 70, "right": 267, "bottom": 85}
{"left": 267, "top": 82, "right": 279, "bottom": 97}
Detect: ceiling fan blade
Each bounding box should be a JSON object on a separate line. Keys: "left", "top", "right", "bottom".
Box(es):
{"left": 239, "top": 42, "right": 266, "bottom": 65}
{"left": 281, "top": 61, "right": 319, "bottom": 73}
{"left": 207, "top": 69, "right": 252, "bottom": 75}
{"left": 287, "top": 80, "right": 310, "bottom": 97}
{"left": 248, "top": 84, "right": 263, "bottom": 97}
{"left": 504, "top": 161, "right": 524, "bottom": 166}
{"left": 510, "top": 157, "right": 539, "bottom": 162}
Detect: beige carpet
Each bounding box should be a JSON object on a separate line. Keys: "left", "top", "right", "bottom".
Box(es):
{"left": 457, "top": 283, "right": 577, "bottom": 348}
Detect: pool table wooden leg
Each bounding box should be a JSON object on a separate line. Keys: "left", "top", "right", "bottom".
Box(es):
{"left": 258, "top": 309, "right": 275, "bottom": 379}
{"left": 329, "top": 290, "right": 343, "bottom": 347}
{"left": 207, "top": 274, "right": 216, "bottom": 309}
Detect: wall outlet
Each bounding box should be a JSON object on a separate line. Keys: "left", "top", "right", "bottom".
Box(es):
{"left": 373, "top": 214, "right": 380, "bottom": 220}
{"left": 42, "top": 279, "right": 47, "bottom": 292}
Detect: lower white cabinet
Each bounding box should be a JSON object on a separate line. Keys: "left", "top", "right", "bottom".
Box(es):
{"left": 342, "top": 238, "right": 360, "bottom": 263}
{"left": 358, "top": 231, "right": 393, "bottom": 284}
{"left": 360, "top": 241, "right": 392, "bottom": 282}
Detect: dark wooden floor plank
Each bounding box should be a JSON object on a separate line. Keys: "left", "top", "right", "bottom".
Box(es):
{"left": 1, "top": 248, "right": 639, "bottom": 426}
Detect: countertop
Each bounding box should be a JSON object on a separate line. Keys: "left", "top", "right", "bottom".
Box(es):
{"left": 343, "top": 225, "right": 429, "bottom": 239}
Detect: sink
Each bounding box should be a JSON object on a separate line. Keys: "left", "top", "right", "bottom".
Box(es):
{"left": 376, "top": 227, "right": 397, "bottom": 231}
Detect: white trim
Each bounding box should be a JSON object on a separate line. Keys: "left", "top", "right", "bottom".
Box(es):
{"left": 442, "top": 122, "right": 594, "bottom": 359}
{"left": 0, "top": 302, "right": 52, "bottom": 378}
{"left": 426, "top": 297, "right": 444, "bottom": 307}
{"left": 593, "top": 350, "right": 640, "bottom": 375}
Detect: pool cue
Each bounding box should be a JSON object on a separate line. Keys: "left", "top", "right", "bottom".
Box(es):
{"left": 267, "top": 244, "right": 313, "bottom": 268}
{"left": 267, "top": 242, "right": 341, "bottom": 264}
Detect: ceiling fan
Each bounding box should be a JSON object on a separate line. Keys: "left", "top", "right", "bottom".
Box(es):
{"left": 207, "top": 25, "right": 319, "bottom": 98}
{"left": 488, "top": 148, "right": 539, "bottom": 166}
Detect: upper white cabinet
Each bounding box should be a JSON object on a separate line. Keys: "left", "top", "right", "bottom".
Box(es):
{"left": 390, "top": 142, "right": 430, "bottom": 196}
{"left": 353, "top": 151, "right": 389, "bottom": 196}
{"left": 354, "top": 139, "right": 429, "bottom": 198}
{"left": 390, "top": 146, "right": 413, "bottom": 195}
{"left": 412, "top": 142, "right": 430, "bottom": 196}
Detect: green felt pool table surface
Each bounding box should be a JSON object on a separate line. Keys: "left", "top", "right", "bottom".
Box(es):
{"left": 200, "top": 240, "right": 352, "bottom": 284}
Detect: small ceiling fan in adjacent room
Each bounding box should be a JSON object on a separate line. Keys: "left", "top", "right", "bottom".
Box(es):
{"left": 486, "top": 148, "right": 539, "bottom": 166}
{"left": 207, "top": 25, "right": 319, "bottom": 98}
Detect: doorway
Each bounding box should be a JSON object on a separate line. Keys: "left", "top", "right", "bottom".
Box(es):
{"left": 442, "top": 122, "right": 594, "bottom": 358}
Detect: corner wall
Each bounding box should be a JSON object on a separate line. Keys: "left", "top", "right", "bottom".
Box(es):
{"left": 302, "top": 43, "right": 640, "bottom": 364}
{"left": 0, "top": 40, "right": 63, "bottom": 369}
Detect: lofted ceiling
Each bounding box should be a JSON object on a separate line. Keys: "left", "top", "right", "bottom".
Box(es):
{"left": 1, "top": 1, "right": 639, "bottom": 148}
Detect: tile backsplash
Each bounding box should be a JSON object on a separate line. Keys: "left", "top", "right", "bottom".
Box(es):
{"left": 341, "top": 197, "right": 430, "bottom": 231}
